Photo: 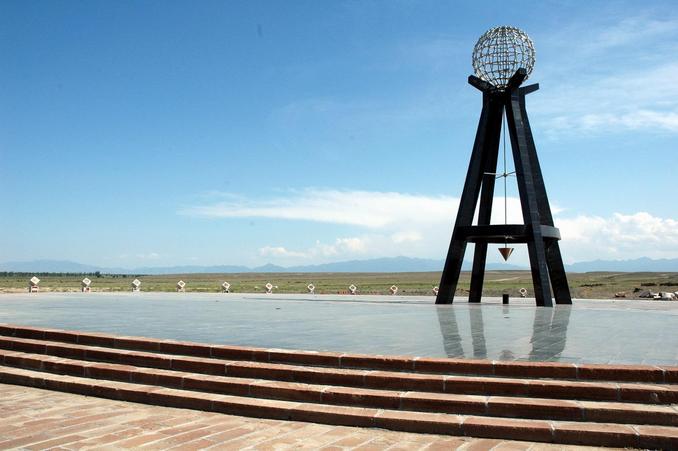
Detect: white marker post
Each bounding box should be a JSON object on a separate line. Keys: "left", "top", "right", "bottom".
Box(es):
{"left": 389, "top": 285, "right": 398, "bottom": 295}
{"left": 131, "top": 279, "right": 141, "bottom": 292}
{"left": 29, "top": 276, "right": 40, "bottom": 293}
{"left": 348, "top": 284, "right": 357, "bottom": 295}
{"left": 176, "top": 280, "right": 186, "bottom": 292}
{"left": 221, "top": 282, "right": 231, "bottom": 293}
{"left": 81, "top": 277, "right": 92, "bottom": 293}
{"left": 307, "top": 283, "right": 315, "bottom": 294}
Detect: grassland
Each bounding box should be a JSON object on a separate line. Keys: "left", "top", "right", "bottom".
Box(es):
{"left": 1, "top": 271, "right": 677, "bottom": 299}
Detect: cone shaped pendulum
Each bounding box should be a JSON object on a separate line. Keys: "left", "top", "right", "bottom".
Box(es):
{"left": 498, "top": 111, "right": 514, "bottom": 261}
{"left": 499, "top": 245, "right": 514, "bottom": 261}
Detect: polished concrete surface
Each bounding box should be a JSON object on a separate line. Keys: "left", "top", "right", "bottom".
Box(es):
{"left": 0, "top": 293, "right": 676, "bottom": 365}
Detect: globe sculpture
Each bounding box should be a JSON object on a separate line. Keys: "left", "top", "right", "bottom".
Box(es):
{"left": 436, "top": 26, "right": 571, "bottom": 307}
{"left": 472, "top": 26, "right": 535, "bottom": 89}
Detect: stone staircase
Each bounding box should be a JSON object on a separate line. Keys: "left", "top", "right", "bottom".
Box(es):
{"left": 0, "top": 324, "right": 676, "bottom": 449}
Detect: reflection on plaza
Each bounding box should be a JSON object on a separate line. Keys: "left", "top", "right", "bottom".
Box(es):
{"left": 0, "top": 293, "right": 675, "bottom": 365}
{"left": 436, "top": 305, "right": 572, "bottom": 361}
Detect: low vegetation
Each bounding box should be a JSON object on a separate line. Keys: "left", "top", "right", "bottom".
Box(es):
{"left": 1, "top": 271, "right": 677, "bottom": 299}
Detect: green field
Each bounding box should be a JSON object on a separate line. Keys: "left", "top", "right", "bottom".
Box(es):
{"left": 1, "top": 271, "right": 677, "bottom": 299}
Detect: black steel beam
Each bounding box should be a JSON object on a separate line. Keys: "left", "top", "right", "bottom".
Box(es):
{"left": 469, "top": 100, "right": 504, "bottom": 303}
{"left": 468, "top": 75, "right": 495, "bottom": 93}
{"left": 457, "top": 225, "right": 561, "bottom": 242}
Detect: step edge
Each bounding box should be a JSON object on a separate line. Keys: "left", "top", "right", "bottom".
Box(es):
{"left": 1, "top": 353, "right": 677, "bottom": 427}
{"left": 2, "top": 365, "right": 676, "bottom": 449}
{"left": 0, "top": 337, "right": 676, "bottom": 406}
{"left": 2, "top": 323, "right": 675, "bottom": 384}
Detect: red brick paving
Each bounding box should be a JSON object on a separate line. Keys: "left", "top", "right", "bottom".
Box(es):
{"left": 0, "top": 384, "right": 608, "bottom": 450}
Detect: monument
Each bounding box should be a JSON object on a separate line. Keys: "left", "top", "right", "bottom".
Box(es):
{"left": 131, "top": 279, "right": 141, "bottom": 292}
{"left": 81, "top": 277, "right": 92, "bottom": 292}
{"left": 28, "top": 276, "right": 40, "bottom": 293}
{"left": 436, "top": 26, "right": 572, "bottom": 307}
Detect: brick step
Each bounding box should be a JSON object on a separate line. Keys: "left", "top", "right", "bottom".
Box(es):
{"left": 2, "top": 349, "right": 675, "bottom": 427}
{"left": 1, "top": 334, "right": 676, "bottom": 406}
{"left": 2, "top": 323, "right": 676, "bottom": 384}
{"left": 0, "top": 365, "right": 675, "bottom": 449}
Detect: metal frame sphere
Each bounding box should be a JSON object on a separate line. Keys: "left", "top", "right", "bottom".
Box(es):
{"left": 472, "top": 26, "right": 535, "bottom": 89}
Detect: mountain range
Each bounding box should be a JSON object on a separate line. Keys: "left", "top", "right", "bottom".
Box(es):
{"left": 0, "top": 256, "right": 676, "bottom": 274}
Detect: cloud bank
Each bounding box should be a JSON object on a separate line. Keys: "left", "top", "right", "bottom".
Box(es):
{"left": 182, "top": 189, "right": 678, "bottom": 265}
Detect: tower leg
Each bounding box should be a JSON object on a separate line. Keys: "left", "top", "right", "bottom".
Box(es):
{"left": 525, "top": 235, "right": 554, "bottom": 307}
{"left": 437, "top": 94, "right": 502, "bottom": 304}
{"left": 506, "top": 91, "right": 553, "bottom": 307}
{"left": 469, "top": 106, "right": 503, "bottom": 303}
{"left": 518, "top": 87, "right": 572, "bottom": 305}
{"left": 468, "top": 245, "right": 487, "bottom": 303}
{"left": 437, "top": 240, "right": 468, "bottom": 304}
{"left": 545, "top": 241, "right": 572, "bottom": 304}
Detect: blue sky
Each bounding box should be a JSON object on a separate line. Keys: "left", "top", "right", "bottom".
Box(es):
{"left": 1, "top": 0, "right": 677, "bottom": 269}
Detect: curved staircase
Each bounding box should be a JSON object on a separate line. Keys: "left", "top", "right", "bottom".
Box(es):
{"left": 0, "top": 324, "right": 676, "bottom": 449}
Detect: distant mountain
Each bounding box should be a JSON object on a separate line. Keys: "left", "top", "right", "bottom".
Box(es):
{"left": 251, "top": 263, "right": 288, "bottom": 273}
{"left": 1, "top": 256, "right": 675, "bottom": 274}
{"left": 0, "top": 256, "right": 523, "bottom": 274}
{"left": 565, "top": 257, "right": 678, "bottom": 272}
{"left": 133, "top": 265, "right": 250, "bottom": 275}
{"left": 0, "top": 260, "right": 113, "bottom": 273}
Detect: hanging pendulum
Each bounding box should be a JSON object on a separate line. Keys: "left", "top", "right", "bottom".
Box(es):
{"left": 499, "top": 238, "right": 514, "bottom": 261}
{"left": 498, "top": 111, "right": 514, "bottom": 261}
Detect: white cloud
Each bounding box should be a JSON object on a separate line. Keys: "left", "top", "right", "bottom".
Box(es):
{"left": 391, "top": 231, "right": 423, "bottom": 243}
{"left": 182, "top": 189, "right": 459, "bottom": 229}
{"left": 259, "top": 237, "right": 369, "bottom": 261}
{"left": 536, "top": 63, "right": 678, "bottom": 134}
{"left": 135, "top": 252, "right": 160, "bottom": 260}
{"left": 532, "top": 16, "right": 678, "bottom": 134}
{"left": 183, "top": 189, "right": 678, "bottom": 264}
{"left": 259, "top": 246, "right": 307, "bottom": 258}
{"left": 335, "top": 237, "right": 368, "bottom": 253}
{"left": 558, "top": 212, "right": 678, "bottom": 262}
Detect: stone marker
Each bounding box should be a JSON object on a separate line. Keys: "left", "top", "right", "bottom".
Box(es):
{"left": 221, "top": 281, "right": 230, "bottom": 293}
{"left": 81, "top": 277, "right": 91, "bottom": 293}
{"left": 176, "top": 280, "right": 186, "bottom": 292}
{"left": 29, "top": 276, "right": 40, "bottom": 293}
{"left": 307, "top": 283, "right": 315, "bottom": 294}
{"left": 348, "top": 284, "right": 357, "bottom": 295}
{"left": 131, "top": 279, "right": 141, "bottom": 292}
{"left": 389, "top": 285, "right": 398, "bottom": 295}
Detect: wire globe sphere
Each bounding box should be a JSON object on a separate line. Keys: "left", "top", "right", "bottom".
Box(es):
{"left": 472, "top": 26, "right": 535, "bottom": 89}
